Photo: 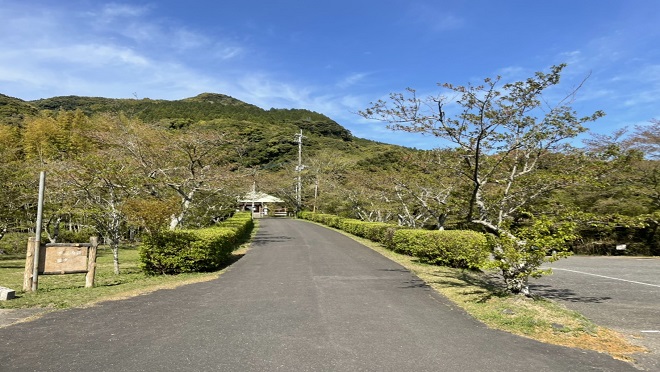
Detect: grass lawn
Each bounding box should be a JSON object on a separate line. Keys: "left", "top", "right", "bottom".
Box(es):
{"left": 0, "top": 238, "right": 252, "bottom": 311}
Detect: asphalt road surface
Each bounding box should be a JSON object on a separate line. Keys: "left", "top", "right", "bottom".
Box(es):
{"left": 532, "top": 255, "right": 660, "bottom": 370}
{"left": 0, "top": 219, "right": 636, "bottom": 371}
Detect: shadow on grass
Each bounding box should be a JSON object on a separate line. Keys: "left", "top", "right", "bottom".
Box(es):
{"left": 425, "top": 269, "right": 510, "bottom": 303}
{"left": 0, "top": 262, "right": 24, "bottom": 269}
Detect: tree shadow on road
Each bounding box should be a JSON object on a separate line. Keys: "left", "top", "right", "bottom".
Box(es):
{"left": 529, "top": 285, "right": 612, "bottom": 303}
{"left": 399, "top": 278, "right": 431, "bottom": 289}
{"left": 251, "top": 234, "right": 294, "bottom": 246}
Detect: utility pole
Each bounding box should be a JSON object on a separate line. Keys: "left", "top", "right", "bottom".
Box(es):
{"left": 294, "top": 130, "right": 305, "bottom": 215}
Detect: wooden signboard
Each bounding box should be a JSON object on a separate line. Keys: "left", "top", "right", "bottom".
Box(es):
{"left": 23, "top": 237, "right": 98, "bottom": 292}
{"left": 38, "top": 244, "right": 90, "bottom": 275}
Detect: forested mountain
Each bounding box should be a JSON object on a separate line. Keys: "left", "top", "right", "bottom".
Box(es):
{"left": 0, "top": 94, "right": 38, "bottom": 126}
{"left": 1, "top": 81, "right": 659, "bottom": 265}
{"left": 2, "top": 93, "right": 394, "bottom": 168}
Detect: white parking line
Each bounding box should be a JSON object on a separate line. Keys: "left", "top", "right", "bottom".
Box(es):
{"left": 550, "top": 268, "right": 660, "bottom": 288}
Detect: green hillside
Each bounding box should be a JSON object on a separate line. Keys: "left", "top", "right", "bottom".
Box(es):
{"left": 7, "top": 93, "right": 398, "bottom": 169}
{"left": 0, "top": 93, "right": 39, "bottom": 126}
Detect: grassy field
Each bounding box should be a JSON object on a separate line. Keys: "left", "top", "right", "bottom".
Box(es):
{"left": 0, "top": 241, "right": 249, "bottom": 311}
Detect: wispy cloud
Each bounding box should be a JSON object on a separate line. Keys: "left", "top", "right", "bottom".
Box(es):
{"left": 0, "top": 2, "right": 248, "bottom": 100}
{"left": 98, "top": 3, "right": 150, "bottom": 19}
{"left": 336, "top": 72, "right": 369, "bottom": 89}
{"left": 405, "top": 3, "right": 465, "bottom": 32}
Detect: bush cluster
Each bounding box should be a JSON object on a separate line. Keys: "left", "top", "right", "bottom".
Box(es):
{"left": 57, "top": 226, "right": 99, "bottom": 243}
{"left": 140, "top": 212, "right": 254, "bottom": 275}
{"left": 300, "top": 212, "right": 490, "bottom": 270}
{"left": 299, "top": 212, "right": 405, "bottom": 247}
{"left": 0, "top": 232, "right": 30, "bottom": 255}
{"left": 392, "top": 229, "right": 489, "bottom": 269}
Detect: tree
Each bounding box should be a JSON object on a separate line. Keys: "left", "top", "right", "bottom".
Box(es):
{"left": 304, "top": 150, "right": 352, "bottom": 213}
{"left": 57, "top": 149, "right": 140, "bottom": 275}
{"left": 88, "top": 114, "right": 238, "bottom": 230}
{"left": 628, "top": 119, "right": 660, "bottom": 159}
{"left": 0, "top": 124, "right": 36, "bottom": 240}
{"left": 388, "top": 149, "right": 464, "bottom": 230}
{"left": 360, "top": 64, "right": 604, "bottom": 295}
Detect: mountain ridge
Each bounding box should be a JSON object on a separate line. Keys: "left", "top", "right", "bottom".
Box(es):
{"left": 0, "top": 92, "right": 408, "bottom": 169}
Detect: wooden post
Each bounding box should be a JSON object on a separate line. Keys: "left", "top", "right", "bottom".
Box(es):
{"left": 85, "top": 237, "right": 98, "bottom": 288}
{"left": 23, "top": 237, "right": 36, "bottom": 292}
{"left": 32, "top": 171, "right": 46, "bottom": 292}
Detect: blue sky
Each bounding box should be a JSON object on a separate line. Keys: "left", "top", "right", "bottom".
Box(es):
{"left": 1, "top": 1, "right": 659, "bottom": 148}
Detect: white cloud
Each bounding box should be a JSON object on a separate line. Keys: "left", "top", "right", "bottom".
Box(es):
{"left": 97, "top": 3, "right": 150, "bottom": 20}
{"left": 336, "top": 73, "right": 369, "bottom": 89}
{"left": 405, "top": 3, "right": 465, "bottom": 32}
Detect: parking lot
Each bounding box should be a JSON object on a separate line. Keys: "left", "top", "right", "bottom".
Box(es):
{"left": 531, "top": 256, "right": 660, "bottom": 370}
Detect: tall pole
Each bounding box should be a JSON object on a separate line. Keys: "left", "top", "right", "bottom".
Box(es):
{"left": 295, "top": 130, "right": 304, "bottom": 215}
{"left": 32, "top": 171, "right": 46, "bottom": 292}
{"left": 251, "top": 180, "right": 256, "bottom": 218}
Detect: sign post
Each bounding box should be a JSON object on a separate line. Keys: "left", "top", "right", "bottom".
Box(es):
{"left": 31, "top": 171, "right": 46, "bottom": 292}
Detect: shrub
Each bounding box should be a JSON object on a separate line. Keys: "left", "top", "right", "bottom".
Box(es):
{"left": 339, "top": 219, "right": 404, "bottom": 247}
{"left": 0, "top": 232, "right": 31, "bottom": 255}
{"left": 300, "top": 212, "right": 344, "bottom": 228}
{"left": 300, "top": 212, "right": 406, "bottom": 249}
{"left": 301, "top": 212, "right": 487, "bottom": 269}
{"left": 57, "top": 226, "right": 98, "bottom": 243}
{"left": 392, "top": 229, "right": 490, "bottom": 270}
{"left": 140, "top": 212, "right": 253, "bottom": 275}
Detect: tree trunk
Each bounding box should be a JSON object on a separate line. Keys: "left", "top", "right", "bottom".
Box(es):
{"left": 504, "top": 274, "right": 530, "bottom": 296}
{"left": 169, "top": 189, "right": 195, "bottom": 230}
{"left": 112, "top": 241, "right": 120, "bottom": 275}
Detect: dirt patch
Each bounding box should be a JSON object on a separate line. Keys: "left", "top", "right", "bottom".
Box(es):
{"left": 0, "top": 308, "right": 53, "bottom": 328}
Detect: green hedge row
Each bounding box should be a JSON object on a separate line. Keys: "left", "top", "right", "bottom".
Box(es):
{"left": 299, "top": 212, "right": 405, "bottom": 247}
{"left": 391, "top": 229, "right": 489, "bottom": 269}
{"left": 299, "top": 212, "right": 489, "bottom": 270}
{"left": 140, "top": 212, "right": 254, "bottom": 275}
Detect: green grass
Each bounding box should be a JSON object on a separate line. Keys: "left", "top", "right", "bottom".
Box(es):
{"left": 0, "top": 221, "right": 258, "bottom": 310}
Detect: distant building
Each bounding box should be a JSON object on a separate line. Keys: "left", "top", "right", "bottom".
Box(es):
{"left": 238, "top": 191, "right": 286, "bottom": 218}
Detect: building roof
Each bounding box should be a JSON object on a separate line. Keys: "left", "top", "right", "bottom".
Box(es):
{"left": 238, "top": 191, "right": 284, "bottom": 203}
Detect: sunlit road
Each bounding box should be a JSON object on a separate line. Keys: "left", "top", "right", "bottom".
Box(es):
{"left": 0, "top": 219, "right": 635, "bottom": 371}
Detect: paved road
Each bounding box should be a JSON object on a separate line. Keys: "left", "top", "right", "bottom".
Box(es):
{"left": 532, "top": 256, "right": 660, "bottom": 370}
{"left": 0, "top": 219, "right": 636, "bottom": 371}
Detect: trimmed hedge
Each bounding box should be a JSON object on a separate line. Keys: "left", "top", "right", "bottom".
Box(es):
{"left": 392, "top": 229, "right": 490, "bottom": 269}
{"left": 300, "top": 212, "right": 344, "bottom": 229}
{"left": 140, "top": 212, "right": 254, "bottom": 275}
{"left": 300, "top": 212, "right": 406, "bottom": 248}
{"left": 300, "top": 211, "right": 490, "bottom": 270}
{"left": 337, "top": 219, "right": 404, "bottom": 248}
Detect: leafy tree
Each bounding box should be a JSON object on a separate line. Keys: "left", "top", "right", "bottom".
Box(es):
{"left": 360, "top": 64, "right": 604, "bottom": 295}
{"left": 89, "top": 114, "right": 240, "bottom": 229}
{"left": 388, "top": 149, "right": 465, "bottom": 230}
{"left": 56, "top": 149, "right": 140, "bottom": 274}
{"left": 0, "top": 125, "right": 36, "bottom": 240}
